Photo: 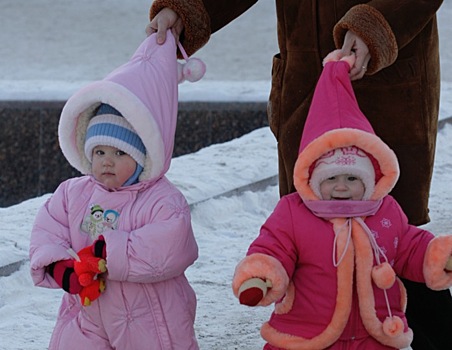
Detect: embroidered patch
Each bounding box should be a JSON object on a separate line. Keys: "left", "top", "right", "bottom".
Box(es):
{"left": 81, "top": 204, "right": 120, "bottom": 238}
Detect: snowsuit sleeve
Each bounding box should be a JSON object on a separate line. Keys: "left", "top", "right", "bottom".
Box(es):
{"left": 383, "top": 196, "right": 452, "bottom": 290}
{"left": 102, "top": 191, "right": 198, "bottom": 284}
{"left": 232, "top": 196, "right": 297, "bottom": 305}
{"left": 29, "top": 181, "right": 75, "bottom": 288}
{"left": 247, "top": 196, "right": 298, "bottom": 276}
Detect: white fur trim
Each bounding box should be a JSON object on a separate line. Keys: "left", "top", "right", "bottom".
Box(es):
{"left": 58, "top": 81, "right": 165, "bottom": 181}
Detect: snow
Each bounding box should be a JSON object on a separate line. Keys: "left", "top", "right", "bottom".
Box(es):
{"left": 1, "top": 1, "right": 452, "bottom": 349}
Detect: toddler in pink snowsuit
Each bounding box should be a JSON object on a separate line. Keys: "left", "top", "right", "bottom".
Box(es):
{"left": 232, "top": 53, "right": 452, "bottom": 350}
{"left": 30, "top": 31, "right": 204, "bottom": 349}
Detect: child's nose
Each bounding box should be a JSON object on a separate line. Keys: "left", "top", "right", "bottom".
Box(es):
{"left": 334, "top": 179, "right": 348, "bottom": 190}
{"left": 102, "top": 156, "right": 114, "bottom": 166}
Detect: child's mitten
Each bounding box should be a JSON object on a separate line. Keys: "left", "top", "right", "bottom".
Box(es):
{"left": 47, "top": 259, "right": 83, "bottom": 294}
{"left": 238, "top": 277, "right": 272, "bottom": 306}
{"left": 91, "top": 235, "right": 107, "bottom": 259}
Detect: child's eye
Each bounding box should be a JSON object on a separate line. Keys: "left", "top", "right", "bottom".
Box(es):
{"left": 95, "top": 149, "right": 105, "bottom": 156}
{"left": 327, "top": 176, "right": 336, "bottom": 181}
{"left": 347, "top": 176, "right": 358, "bottom": 181}
{"left": 116, "top": 150, "right": 127, "bottom": 156}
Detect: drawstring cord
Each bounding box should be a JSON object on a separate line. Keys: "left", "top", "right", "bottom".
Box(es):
{"left": 176, "top": 42, "right": 206, "bottom": 83}
{"left": 333, "top": 218, "right": 352, "bottom": 267}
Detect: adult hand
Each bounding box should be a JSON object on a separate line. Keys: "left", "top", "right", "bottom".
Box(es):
{"left": 341, "top": 30, "right": 370, "bottom": 81}
{"left": 146, "top": 7, "right": 184, "bottom": 44}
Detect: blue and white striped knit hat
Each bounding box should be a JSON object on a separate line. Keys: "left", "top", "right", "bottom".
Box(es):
{"left": 85, "top": 103, "right": 146, "bottom": 185}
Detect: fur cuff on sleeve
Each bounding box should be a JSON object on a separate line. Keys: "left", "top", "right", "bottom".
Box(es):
{"left": 333, "top": 4, "right": 398, "bottom": 75}
{"left": 150, "top": 0, "right": 210, "bottom": 57}
{"left": 423, "top": 235, "right": 452, "bottom": 290}
{"left": 232, "top": 253, "right": 289, "bottom": 306}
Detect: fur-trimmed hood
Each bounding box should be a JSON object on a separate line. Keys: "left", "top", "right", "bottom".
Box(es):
{"left": 293, "top": 57, "right": 399, "bottom": 203}
{"left": 58, "top": 31, "right": 179, "bottom": 184}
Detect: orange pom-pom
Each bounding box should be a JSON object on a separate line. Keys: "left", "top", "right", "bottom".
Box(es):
{"left": 372, "top": 262, "right": 396, "bottom": 289}
{"left": 383, "top": 316, "right": 404, "bottom": 337}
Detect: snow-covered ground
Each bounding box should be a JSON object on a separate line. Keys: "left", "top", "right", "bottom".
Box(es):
{"left": 1, "top": 1, "right": 452, "bottom": 349}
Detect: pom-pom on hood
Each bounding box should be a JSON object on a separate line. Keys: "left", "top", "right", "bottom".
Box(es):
{"left": 58, "top": 30, "right": 204, "bottom": 184}
{"left": 293, "top": 52, "right": 399, "bottom": 202}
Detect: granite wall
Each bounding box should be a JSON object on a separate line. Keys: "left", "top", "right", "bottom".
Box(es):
{"left": 0, "top": 101, "right": 268, "bottom": 207}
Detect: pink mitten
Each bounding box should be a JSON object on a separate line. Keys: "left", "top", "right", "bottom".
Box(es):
{"left": 238, "top": 278, "right": 272, "bottom": 306}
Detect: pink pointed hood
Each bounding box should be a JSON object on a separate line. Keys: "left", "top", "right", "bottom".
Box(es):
{"left": 294, "top": 58, "right": 399, "bottom": 201}
{"left": 59, "top": 31, "right": 181, "bottom": 183}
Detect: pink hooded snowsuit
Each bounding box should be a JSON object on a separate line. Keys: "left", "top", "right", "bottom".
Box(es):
{"left": 232, "top": 57, "right": 452, "bottom": 349}
{"left": 29, "top": 32, "right": 199, "bottom": 349}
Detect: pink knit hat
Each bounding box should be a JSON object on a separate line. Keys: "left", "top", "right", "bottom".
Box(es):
{"left": 293, "top": 53, "right": 399, "bottom": 202}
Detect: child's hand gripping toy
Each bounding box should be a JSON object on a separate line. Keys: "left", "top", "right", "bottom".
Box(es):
{"left": 67, "top": 238, "right": 107, "bottom": 306}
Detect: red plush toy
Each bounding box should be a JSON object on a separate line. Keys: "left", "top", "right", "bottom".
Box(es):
{"left": 66, "top": 241, "right": 107, "bottom": 306}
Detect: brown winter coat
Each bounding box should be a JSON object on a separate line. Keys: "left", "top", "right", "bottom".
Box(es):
{"left": 150, "top": 0, "right": 443, "bottom": 226}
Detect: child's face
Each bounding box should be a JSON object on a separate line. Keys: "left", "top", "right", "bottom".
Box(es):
{"left": 91, "top": 145, "right": 137, "bottom": 189}
{"left": 319, "top": 174, "right": 365, "bottom": 200}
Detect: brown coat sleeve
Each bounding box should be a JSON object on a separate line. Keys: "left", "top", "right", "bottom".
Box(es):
{"left": 150, "top": 0, "right": 211, "bottom": 57}
{"left": 334, "top": 1, "right": 443, "bottom": 74}
{"left": 150, "top": 0, "right": 257, "bottom": 56}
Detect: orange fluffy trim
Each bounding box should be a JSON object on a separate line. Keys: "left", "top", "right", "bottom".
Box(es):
{"left": 232, "top": 253, "right": 289, "bottom": 306}
{"left": 396, "top": 277, "right": 408, "bottom": 313}
{"left": 352, "top": 220, "right": 413, "bottom": 349}
{"left": 294, "top": 128, "right": 399, "bottom": 202}
{"left": 333, "top": 4, "right": 398, "bottom": 75}
{"left": 274, "top": 281, "right": 295, "bottom": 315}
{"left": 423, "top": 236, "right": 452, "bottom": 290}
